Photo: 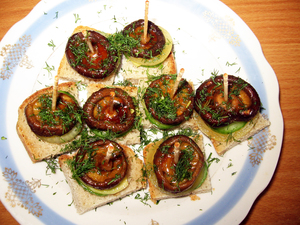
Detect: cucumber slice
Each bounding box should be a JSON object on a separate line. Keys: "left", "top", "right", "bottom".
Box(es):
{"left": 75, "top": 176, "right": 129, "bottom": 197}
{"left": 212, "top": 121, "right": 247, "bottom": 134}
{"left": 191, "top": 162, "right": 208, "bottom": 190}
{"left": 38, "top": 123, "right": 82, "bottom": 144}
{"left": 127, "top": 26, "right": 173, "bottom": 67}
{"left": 142, "top": 100, "right": 175, "bottom": 130}
{"left": 90, "top": 123, "right": 133, "bottom": 139}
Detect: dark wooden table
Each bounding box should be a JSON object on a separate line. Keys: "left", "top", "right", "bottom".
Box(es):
{"left": 1, "top": 0, "right": 299, "bottom": 224}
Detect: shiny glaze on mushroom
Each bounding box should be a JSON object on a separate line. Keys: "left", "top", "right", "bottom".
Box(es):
{"left": 144, "top": 75, "right": 194, "bottom": 126}
{"left": 75, "top": 139, "right": 127, "bottom": 190}
{"left": 83, "top": 87, "right": 136, "bottom": 134}
{"left": 194, "top": 75, "right": 261, "bottom": 128}
{"left": 25, "top": 92, "right": 80, "bottom": 137}
{"left": 123, "top": 19, "right": 165, "bottom": 59}
{"left": 153, "top": 135, "right": 204, "bottom": 193}
{"left": 65, "top": 30, "right": 118, "bottom": 79}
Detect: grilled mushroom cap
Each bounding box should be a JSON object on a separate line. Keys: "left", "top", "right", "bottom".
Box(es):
{"left": 83, "top": 87, "right": 136, "bottom": 134}
{"left": 144, "top": 75, "right": 194, "bottom": 126}
{"left": 123, "top": 19, "right": 165, "bottom": 59}
{"left": 65, "top": 30, "right": 118, "bottom": 79}
{"left": 154, "top": 135, "right": 204, "bottom": 193}
{"left": 75, "top": 139, "right": 127, "bottom": 190}
{"left": 195, "top": 75, "right": 261, "bottom": 128}
{"left": 25, "top": 92, "right": 80, "bottom": 137}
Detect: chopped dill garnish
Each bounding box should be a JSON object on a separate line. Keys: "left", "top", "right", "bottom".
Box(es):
{"left": 43, "top": 62, "right": 55, "bottom": 77}
{"left": 107, "top": 30, "right": 139, "bottom": 56}
{"left": 206, "top": 152, "right": 220, "bottom": 168}
{"left": 134, "top": 192, "right": 151, "bottom": 207}
{"left": 35, "top": 94, "right": 84, "bottom": 133}
{"left": 44, "top": 157, "right": 60, "bottom": 174}
{"left": 225, "top": 61, "right": 237, "bottom": 67}
{"left": 175, "top": 147, "right": 194, "bottom": 182}
{"left": 113, "top": 79, "right": 134, "bottom": 87}
{"left": 48, "top": 40, "right": 56, "bottom": 50}
{"left": 74, "top": 14, "right": 81, "bottom": 23}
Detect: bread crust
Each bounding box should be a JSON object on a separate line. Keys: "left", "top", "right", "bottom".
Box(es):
{"left": 58, "top": 144, "right": 146, "bottom": 214}
{"left": 16, "top": 82, "right": 79, "bottom": 163}
{"left": 143, "top": 135, "right": 212, "bottom": 203}
{"left": 57, "top": 26, "right": 118, "bottom": 85}
{"left": 194, "top": 112, "right": 271, "bottom": 156}
{"left": 211, "top": 113, "right": 271, "bottom": 155}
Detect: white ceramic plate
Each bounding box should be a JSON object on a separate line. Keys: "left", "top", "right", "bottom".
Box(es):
{"left": 0, "top": 0, "right": 283, "bottom": 224}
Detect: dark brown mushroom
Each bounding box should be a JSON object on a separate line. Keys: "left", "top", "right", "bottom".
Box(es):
{"left": 65, "top": 30, "right": 118, "bottom": 79}
{"left": 153, "top": 135, "right": 204, "bottom": 193}
{"left": 75, "top": 139, "right": 127, "bottom": 190}
{"left": 144, "top": 75, "right": 194, "bottom": 126}
{"left": 123, "top": 19, "right": 165, "bottom": 59}
{"left": 194, "top": 75, "right": 261, "bottom": 128}
{"left": 83, "top": 87, "right": 136, "bottom": 134}
{"left": 25, "top": 92, "right": 79, "bottom": 137}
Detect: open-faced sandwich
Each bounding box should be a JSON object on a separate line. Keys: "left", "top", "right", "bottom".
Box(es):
{"left": 83, "top": 83, "right": 141, "bottom": 145}
{"left": 140, "top": 71, "right": 199, "bottom": 131}
{"left": 16, "top": 82, "right": 84, "bottom": 163}
{"left": 120, "top": 18, "right": 176, "bottom": 85}
{"left": 143, "top": 134, "right": 211, "bottom": 203}
{"left": 58, "top": 26, "right": 120, "bottom": 85}
{"left": 58, "top": 139, "right": 146, "bottom": 214}
{"left": 194, "top": 74, "right": 271, "bottom": 156}
{"left": 58, "top": 17, "right": 176, "bottom": 86}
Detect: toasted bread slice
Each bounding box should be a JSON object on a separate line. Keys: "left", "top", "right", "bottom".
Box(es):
{"left": 57, "top": 26, "right": 118, "bottom": 85}
{"left": 211, "top": 113, "right": 271, "bottom": 155}
{"left": 58, "top": 144, "right": 146, "bottom": 214}
{"left": 86, "top": 83, "right": 140, "bottom": 145}
{"left": 194, "top": 112, "right": 271, "bottom": 156}
{"left": 121, "top": 51, "right": 177, "bottom": 85}
{"left": 16, "top": 82, "right": 80, "bottom": 163}
{"left": 143, "top": 135, "right": 212, "bottom": 203}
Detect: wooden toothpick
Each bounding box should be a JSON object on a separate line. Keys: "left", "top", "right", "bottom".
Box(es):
{"left": 141, "top": 0, "right": 150, "bottom": 44}
{"left": 86, "top": 38, "right": 95, "bottom": 54}
{"left": 174, "top": 142, "right": 181, "bottom": 164}
{"left": 52, "top": 75, "right": 59, "bottom": 111}
{"left": 82, "top": 31, "right": 95, "bottom": 54}
{"left": 105, "top": 145, "right": 114, "bottom": 161}
{"left": 171, "top": 68, "right": 184, "bottom": 98}
{"left": 223, "top": 73, "right": 228, "bottom": 102}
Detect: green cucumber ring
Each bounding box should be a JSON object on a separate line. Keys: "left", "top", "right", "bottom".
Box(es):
{"left": 212, "top": 121, "right": 247, "bottom": 134}
{"left": 142, "top": 100, "right": 175, "bottom": 130}
{"left": 75, "top": 175, "right": 129, "bottom": 197}
{"left": 38, "top": 123, "right": 82, "bottom": 144}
